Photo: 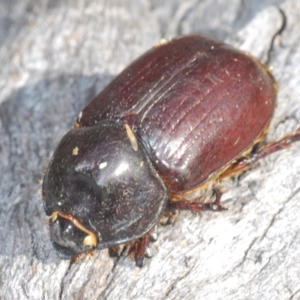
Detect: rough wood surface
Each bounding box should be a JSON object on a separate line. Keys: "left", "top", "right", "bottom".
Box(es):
{"left": 1, "top": 0, "right": 300, "bottom": 299}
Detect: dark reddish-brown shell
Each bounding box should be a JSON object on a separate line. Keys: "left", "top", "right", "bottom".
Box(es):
{"left": 78, "top": 34, "right": 276, "bottom": 193}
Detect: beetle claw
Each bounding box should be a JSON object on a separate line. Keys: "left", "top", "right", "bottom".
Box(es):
{"left": 159, "top": 212, "right": 177, "bottom": 225}
{"left": 145, "top": 245, "right": 153, "bottom": 258}
{"left": 135, "top": 256, "right": 144, "bottom": 268}
{"left": 209, "top": 188, "right": 227, "bottom": 211}
{"left": 149, "top": 225, "right": 158, "bottom": 242}
{"left": 207, "top": 202, "right": 227, "bottom": 212}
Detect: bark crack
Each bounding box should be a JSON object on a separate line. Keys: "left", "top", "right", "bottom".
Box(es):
{"left": 58, "top": 262, "right": 72, "bottom": 300}
{"left": 266, "top": 7, "right": 287, "bottom": 66}
{"left": 163, "top": 260, "right": 196, "bottom": 299}
{"left": 97, "top": 252, "right": 124, "bottom": 299}
{"left": 260, "top": 186, "right": 300, "bottom": 242}
{"left": 288, "top": 287, "right": 300, "bottom": 300}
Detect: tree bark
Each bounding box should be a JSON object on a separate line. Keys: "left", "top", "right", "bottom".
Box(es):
{"left": 1, "top": 0, "right": 300, "bottom": 299}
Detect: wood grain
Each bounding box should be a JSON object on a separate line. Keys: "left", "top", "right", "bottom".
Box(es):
{"left": 1, "top": 0, "right": 300, "bottom": 299}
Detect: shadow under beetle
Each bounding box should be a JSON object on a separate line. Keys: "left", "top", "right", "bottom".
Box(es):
{"left": 42, "top": 34, "right": 300, "bottom": 267}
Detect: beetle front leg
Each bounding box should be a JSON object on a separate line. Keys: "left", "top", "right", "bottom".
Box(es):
{"left": 168, "top": 188, "right": 226, "bottom": 213}
{"left": 129, "top": 227, "right": 157, "bottom": 267}
{"left": 70, "top": 248, "right": 95, "bottom": 264}
{"left": 220, "top": 127, "right": 300, "bottom": 179}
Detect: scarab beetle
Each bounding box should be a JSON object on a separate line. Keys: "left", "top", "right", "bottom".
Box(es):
{"left": 43, "top": 34, "right": 300, "bottom": 267}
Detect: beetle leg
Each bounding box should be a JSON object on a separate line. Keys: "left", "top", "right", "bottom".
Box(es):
{"left": 248, "top": 127, "right": 300, "bottom": 161}
{"left": 70, "top": 248, "right": 95, "bottom": 264}
{"left": 168, "top": 188, "right": 227, "bottom": 213}
{"left": 220, "top": 127, "right": 300, "bottom": 179}
{"left": 129, "top": 229, "right": 156, "bottom": 267}
{"left": 159, "top": 211, "right": 177, "bottom": 225}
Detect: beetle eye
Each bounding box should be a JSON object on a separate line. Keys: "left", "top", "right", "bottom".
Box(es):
{"left": 49, "top": 212, "right": 97, "bottom": 259}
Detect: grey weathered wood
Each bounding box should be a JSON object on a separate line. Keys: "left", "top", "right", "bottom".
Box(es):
{"left": 1, "top": 0, "right": 300, "bottom": 299}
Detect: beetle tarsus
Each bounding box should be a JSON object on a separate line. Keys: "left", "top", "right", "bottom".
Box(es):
{"left": 159, "top": 212, "right": 177, "bottom": 225}
{"left": 168, "top": 188, "right": 226, "bottom": 213}
{"left": 204, "top": 188, "right": 227, "bottom": 211}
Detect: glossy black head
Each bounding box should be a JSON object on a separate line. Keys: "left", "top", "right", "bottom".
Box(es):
{"left": 49, "top": 212, "right": 97, "bottom": 258}
{"left": 43, "top": 121, "right": 168, "bottom": 259}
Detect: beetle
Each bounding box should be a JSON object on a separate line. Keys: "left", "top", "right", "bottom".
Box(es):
{"left": 43, "top": 34, "right": 300, "bottom": 267}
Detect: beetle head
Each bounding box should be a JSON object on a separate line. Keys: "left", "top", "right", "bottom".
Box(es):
{"left": 49, "top": 210, "right": 97, "bottom": 259}
{"left": 43, "top": 121, "right": 168, "bottom": 259}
